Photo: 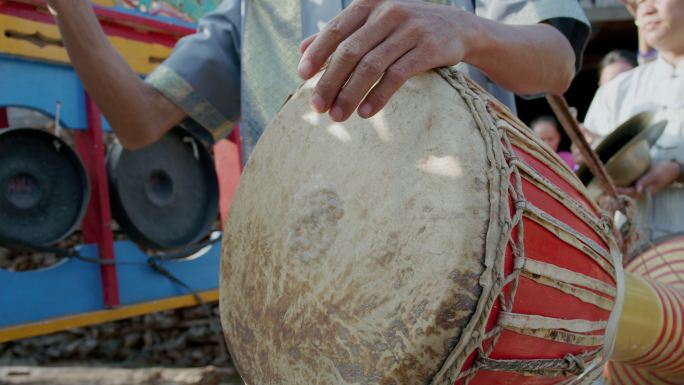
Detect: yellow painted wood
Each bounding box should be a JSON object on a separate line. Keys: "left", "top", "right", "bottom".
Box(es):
{"left": 0, "top": 290, "right": 219, "bottom": 343}
{"left": 612, "top": 273, "right": 664, "bottom": 363}
{"left": 0, "top": 14, "right": 173, "bottom": 74}
{"left": 91, "top": 0, "right": 118, "bottom": 6}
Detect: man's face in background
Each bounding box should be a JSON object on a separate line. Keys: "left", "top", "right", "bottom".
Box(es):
{"left": 637, "top": 0, "right": 684, "bottom": 51}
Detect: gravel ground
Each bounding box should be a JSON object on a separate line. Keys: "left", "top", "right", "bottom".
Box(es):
{"left": 0, "top": 305, "right": 229, "bottom": 368}
{"left": 0, "top": 366, "right": 243, "bottom": 385}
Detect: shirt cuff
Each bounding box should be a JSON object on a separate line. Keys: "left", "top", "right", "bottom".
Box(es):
{"left": 145, "top": 65, "right": 236, "bottom": 141}
{"left": 491, "top": 2, "right": 589, "bottom": 27}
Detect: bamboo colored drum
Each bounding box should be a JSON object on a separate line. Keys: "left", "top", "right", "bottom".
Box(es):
{"left": 220, "top": 69, "right": 622, "bottom": 385}
{"left": 607, "top": 234, "right": 684, "bottom": 385}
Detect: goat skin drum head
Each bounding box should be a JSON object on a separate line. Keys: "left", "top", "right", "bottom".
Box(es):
{"left": 220, "top": 71, "right": 490, "bottom": 384}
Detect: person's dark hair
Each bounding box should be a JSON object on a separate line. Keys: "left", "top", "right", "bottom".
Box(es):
{"left": 598, "top": 49, "right": 637, "bottom": 75}
{"left": 530, "top": 115, "right": 559, "bottom": 131}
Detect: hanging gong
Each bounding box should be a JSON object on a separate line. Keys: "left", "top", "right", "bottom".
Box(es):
{"left": 107, "top": 126, "right": 219, "bottom": 250}
{"left": 0, "top": 128, "right": 89, "bottom": 246}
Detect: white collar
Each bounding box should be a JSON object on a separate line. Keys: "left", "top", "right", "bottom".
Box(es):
{"left": 654, "top": 54, "right": 684, "bottom": 78}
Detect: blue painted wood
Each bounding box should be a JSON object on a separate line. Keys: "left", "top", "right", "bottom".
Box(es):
{"left": 0, "top": 245, "right": 104, "bottom": 326}
{"left": 0, "top": 55, "right": 112, "bottom": 131}
{"left": 0, "top": 241, "right": 220, "bottom": 327}
{"left": 115, "top": 240, "right": 220, "bottom": 306}
{"left": 0, "top": 55, "right": 86, "bottom": 129}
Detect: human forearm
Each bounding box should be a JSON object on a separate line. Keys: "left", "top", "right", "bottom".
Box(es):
{"left": 299, "top": 0, "right": 578, "bottom": 122}
{"left": 464, "top": 19, "right": 576, "bottom": 96}
{"left": 617, "top": 161, "right": 681, "bottom": 199}
{"left": 47, "top": 0, "right": 185, "bottom": 149}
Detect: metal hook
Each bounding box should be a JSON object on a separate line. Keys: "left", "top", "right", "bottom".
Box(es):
{"left": 54, "top": 101, "right": 62, "bottom": 138}
{"left": 183, "top": 136, "right": 200, "bottom": 160}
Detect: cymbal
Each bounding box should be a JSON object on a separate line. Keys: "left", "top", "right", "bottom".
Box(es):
{"left": 576, "top": 111, "right": 667, "bottom": 188}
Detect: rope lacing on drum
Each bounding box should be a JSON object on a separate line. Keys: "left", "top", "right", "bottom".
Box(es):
{"left": 474, "top": 353, "right": 589, "bottom": 377}
{"left": 488, "top": 102, "right": 527, "bottom": 366}
{"left": 429, "top": 69, "right": 528, "bottom": 385}
{"left": 430, "top": 68, "right": 619, "bottom": 385}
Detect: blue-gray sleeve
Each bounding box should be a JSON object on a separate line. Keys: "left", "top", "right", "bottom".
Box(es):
{"left": 475, "top": 0, "right": 590, "bottom": 73}
{"left": 145, "top": 0, "right": 242, "bottom": 140}
{"left": 473, "top": 0, "right": 590, "bottom": 102}
{"left": 475, "top": 1, "right": 589, "bottom": 26}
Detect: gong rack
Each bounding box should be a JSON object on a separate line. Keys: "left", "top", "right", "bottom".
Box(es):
{"left": 0, "top": 0, "right": 241, "bottom": 342}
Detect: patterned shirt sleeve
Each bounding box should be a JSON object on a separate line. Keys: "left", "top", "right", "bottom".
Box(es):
{"left": 145, "top": 0, "right": 242, "bottom": 141}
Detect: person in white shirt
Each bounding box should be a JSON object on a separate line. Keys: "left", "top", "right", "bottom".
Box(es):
{"left": 584, "top": 0, "right": 684, "bottom": 243}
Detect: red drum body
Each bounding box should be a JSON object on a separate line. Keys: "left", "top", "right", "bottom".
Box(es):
{"left": 220, "top": 69, "right": 620, "bottom": 385}
{"left": 451, "top": 89, "right": 620, "bottom": 385}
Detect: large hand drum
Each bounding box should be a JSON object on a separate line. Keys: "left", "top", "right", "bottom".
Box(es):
{"left": 220, "top": 69, "right": 621, "bottom": 384}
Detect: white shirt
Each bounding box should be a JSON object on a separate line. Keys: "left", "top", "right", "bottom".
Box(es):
{"left": 584, "top": 56, "right": 684, "bottom": 243}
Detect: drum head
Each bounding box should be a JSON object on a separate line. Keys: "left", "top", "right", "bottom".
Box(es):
{"left": 107, "top": 127, "right": 219, "bottom": 250}
{"left": 221, "top": 72, "right": 491, "bottom": 384}
{"left": 0, "top": 128, "right": 89, "bottom": 245}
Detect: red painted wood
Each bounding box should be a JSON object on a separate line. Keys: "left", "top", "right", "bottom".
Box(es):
{"left": 74, "top": 132, "right": 101, "bottom": 246}
{"left": 0, "top": 107, "right": 8, "bottom": 128}
{"left": 521, "top": 176, "right": 608, "bottom": 251}
{"left": 512, "top": 276, "right": 611, "bottom": 322}
{"left": 228, "top": 125, "right": 243, "bottom": 171}
{"left": 214, "top": 126, "right": 243, "bottom": 226}
{"left": 524, "top": 220, "right": 615, "bottom": 285}
{"left": 213, "top": 138, "right": 241, "bottom": 226}
{"left": 74, "top": 96, "right": 119, "bottom": 308}
{"left": 512, "top": 144, "right": 599, "bottom": 217}
{"left": 490, "top": 329, "right": 600, "bottom": 363}
{"left": 0, "top": 0, "right": 193, "bottom": 47}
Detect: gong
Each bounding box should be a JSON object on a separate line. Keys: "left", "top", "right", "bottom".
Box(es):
{"left": 107, "top": 127, "right": 219, "bottom": 250}
{"left": 0, "top": 128, "right": 89, "bottom": 246}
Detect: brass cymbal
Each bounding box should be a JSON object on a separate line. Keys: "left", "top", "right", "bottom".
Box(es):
{"left": 576, "top": 111, "right": 667, "bottom": 188}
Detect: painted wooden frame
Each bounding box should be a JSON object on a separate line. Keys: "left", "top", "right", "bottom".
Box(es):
{"left": 0, "top": 0, "right": 239, "bottom": 342}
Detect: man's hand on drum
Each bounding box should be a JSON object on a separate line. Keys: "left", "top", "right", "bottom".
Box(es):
{"left": 298, "top": 0, "right": 470, "bottom": 122}
{"left": 617, "top": 161, "right": 681, "bottom": 199}
{"left": 298, "top": 0, "right": 577, "bottom": 122}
